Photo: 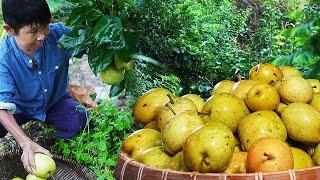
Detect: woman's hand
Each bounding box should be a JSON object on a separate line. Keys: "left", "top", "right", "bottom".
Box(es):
{"left": 20, "top": 140, "right": 52, "bottom": 173}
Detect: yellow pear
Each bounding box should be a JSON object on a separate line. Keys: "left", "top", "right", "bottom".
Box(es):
{"left": 32, "top": 153, "right": 56, "bottom": 179}
{"left": 212, "top": 80, "right": 235, "bottom": 95}
{"left": 281, "top": 103, "right": 320, "bottom": 144}
{"left": 183, "top": 122, "right": 235, "bottom": 173}
{"left": 249, "top": 63, "right": 283, "bottom": 85}
{"left": 133, "top": 88, "right": 173, "bottom": 124}
{"left": 277, "top": 76, "right": 313, "bottom": 103}
{"left": 12, "top": 177, "right": 24, "bottom": 180}
{"left": 307, "top": 79, "right": 320, "bottom": 93}
{"left": 136, "top": 146, "right": 171, "bottom": 168}
{"left": 143, "top": 121, "right": 157, "bottom": 129}
{"left": 199, "top": 95, "right": 214, "bottom": 122}
{"left": 99, "top": 63, "right": 124, "bottom": 85}
{"left": 231, "top": 80, "right": 261, "bottom": 100}
{"left": 121, "top": 129, "right": 161, "bottom": 159}
{"left": 155, "top": 97, "right": 197, "bottom": 130}
{"left": 182, "top": 94, "right": 205, "bottom": 112}
{"left": 223, "top": 152, "right": 248, "bottom": 174}
{"left": 208, "top": 93, "right": 250, "bottom": 133}
{"left": 290, "top": 147, "right": 314, "bottom": 169}
{"left": 238, "top": 110, "right": 287, "bottom": 151}
{"left": 234, "top": 136, "right": 242, "bottom": 152}
{"left": 26, "top": 174, "right": 45, "bottom": 180}
{"left": 162, "top": 110, "right": 204, "bottom": 155}
{"left": 279, "top": 66, "right": 302, "bottom": 78}
{"left": 275, "top": 102, "right": 288, "bottom": 114}
{"left": 310, "top": 93, "right": 320, "bottom": 112}
{"left": 166, "top": 151, "right": 189, "bottom": 171}
{"left": 245, "top": 83, "right": 280, "bottom": 111}
{"left": 313, "top": 143, "right": 320, "bottom": 166}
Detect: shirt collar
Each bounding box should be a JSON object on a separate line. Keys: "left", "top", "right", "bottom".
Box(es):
{"left": 9, "top": 36, "right": 43, "bottom": 69}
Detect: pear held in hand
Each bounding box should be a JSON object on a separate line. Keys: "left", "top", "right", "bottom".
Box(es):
{"left": 32, "top": 153, "right": 56, "bottom": 179}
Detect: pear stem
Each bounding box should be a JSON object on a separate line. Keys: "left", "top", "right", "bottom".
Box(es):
{"left": 167, "top": 94, "right": 175, "bottom": 104}
{"left": 263, "top": 152, "right": 275, "bottom": 160}
{"left": 198, "top": 112, "right": 210, "bottom": 116}
{"left": 165, "top": 103, "right": 176, "bottom": 115}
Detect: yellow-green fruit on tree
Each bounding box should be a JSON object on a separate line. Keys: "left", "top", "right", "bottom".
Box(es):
{"left": 182, "top": 94, "right": 205, "bottom": 112}
{"left": 162, "top": 110, "right": 204, "bottom": 155}
{"left": 277, "top": 76, "right": 313, "bottom": 104}
{"left": 26, "top": 174, "right": 45, "bottom": 180}
{"left": 231, "top": 80, "right": 261, "bottom": 100}
{"left": 313, "top": 143, "right": 320, "bottom": 165}
{"left": 245, "top": 83, "right": 280, "bottom": 111}
{"left": 133, "top": 88, "right": 173, "bottom": 124}
{"left": 166, "top": 151, "right": 189, "bottom": 171}
{"left": 136, "top": 146, "right": 171, "bottom": 168}
{"left": 32, "top": 153, "right": 56, "bottom": 179}
{"left": 212, "top": 80, "right": 235, "bottom": 95}
{"left": 310, "top": 93, "right": 320, "bottom": 112}
{"left": 249, "top": 63, "right": 283, "bottom": 85}
{"left": 281, "top": 103, "right": 320, "bottom": 144}
{"left": 238, "top": 111, "right": 287, "bottom": 151}
{"left": 279, "top": 66, "right": 302, "bottom": 78}
{"left": 155, "top": 97, "right": 197, "bottom": 130}
{"left": 121, "top": 129, "right": 161, "bottom": 159}
{"left": 307, "top": 79, "right": 320, "bottom": 93}
{"left": 183, "top": 122, "right": 235, "bottom": 173}
{"left": 208, "top": 93, "right": 250, "bottom": 133}
{"left": 114, "top": 54, "right": 135, "bottom": 70}
{"left": 99, "top": 64, "right": 124, "bottom": 85}
{"left": 223, "top": 152, "right": 248, "bottom": 174}
{"left": 290, "top": 147, "right": 314, "bottom": 169}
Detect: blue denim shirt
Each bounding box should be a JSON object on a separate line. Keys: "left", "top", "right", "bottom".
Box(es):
{"left": 0, "top": 23, "right": 77, "bottom": 121}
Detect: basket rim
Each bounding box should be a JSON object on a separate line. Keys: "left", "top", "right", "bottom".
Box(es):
{"left": 118, "top": 152, "right": 320, "bottom": 177}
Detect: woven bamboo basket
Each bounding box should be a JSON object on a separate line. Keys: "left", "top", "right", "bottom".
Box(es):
{"left": 0, "top": 151, "right": 96, "bottom": 180}
{"left": 114, "top": 153, "right": 320, "bottom": 180}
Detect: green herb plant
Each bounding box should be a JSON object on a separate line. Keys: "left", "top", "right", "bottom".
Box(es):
{"left": 52, "top": 98, "right": 137, "bottom": 179}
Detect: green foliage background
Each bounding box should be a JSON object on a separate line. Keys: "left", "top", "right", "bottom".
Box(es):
{"left": 134, "top": 0, "right": 306, "bottom": 98}
{"left": 273, "top": 0, "right": 320, "bottom": 78}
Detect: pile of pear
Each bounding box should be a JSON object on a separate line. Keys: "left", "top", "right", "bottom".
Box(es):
{"left": 121, "top": 63, "right": 320, "bottom": 174}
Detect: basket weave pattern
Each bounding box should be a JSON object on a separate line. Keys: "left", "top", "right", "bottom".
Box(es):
{"left": 0, "top": 151, "right": 96, "bottom": 180}
{"left": 114, "top": 153, "right": 320, "bottom": 180}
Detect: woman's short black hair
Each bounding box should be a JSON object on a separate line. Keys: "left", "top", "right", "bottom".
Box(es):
{"left": 2, "top": 0, "right": 52, "bottom": 34}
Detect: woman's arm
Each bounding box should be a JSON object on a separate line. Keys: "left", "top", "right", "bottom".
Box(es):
{"left": 0, "top": 110, "right": 52, "bottom": 173}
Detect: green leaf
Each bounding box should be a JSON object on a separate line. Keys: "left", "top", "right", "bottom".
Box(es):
{"left": 92, "top": 16, "right": 125, "bottom": 48}
{"left": 88, "top": 47, "right": 114, "bottom": 74}
{"left": 115, "top": 31, "right": 137, "bottom": 62}
{"left": 109, "top": 80, "right": 125, "bottom": 97}
{"left": 66, "top": 6, "right": 91, "bottom": 27}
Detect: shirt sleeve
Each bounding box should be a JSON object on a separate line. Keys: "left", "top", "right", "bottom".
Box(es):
{"left": 0, "top": 61, "right": 16, "bottom": 114}
{"left": 50, "top": 22, "right": 72, "bottom": 41}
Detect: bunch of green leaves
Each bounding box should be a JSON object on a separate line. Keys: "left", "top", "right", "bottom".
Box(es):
{"left": 55, "top": 0, "right": 141, "bottom": 96}
{"left": 51, "top": 98, "right": 137, "bottom": 179}
{"left": 134, "top": 0, "right": 296, "bottom": 98}
{"left": 124, "top": 60, "right": 182, "bottom": 98}
{"left": 273, "top": 0, "right": 320, "bottom": 78}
